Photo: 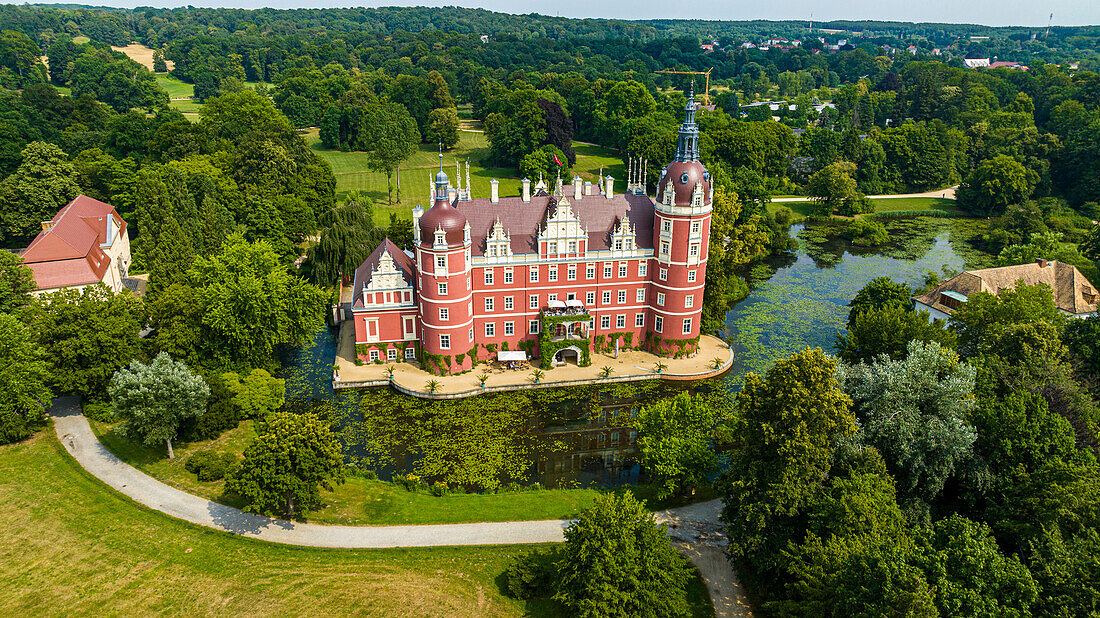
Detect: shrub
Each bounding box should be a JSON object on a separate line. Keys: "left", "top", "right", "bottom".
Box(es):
{"left": 504, "top": 548, "right": 560, "bottom": 600}
{"left": 844, "top": 219, "right": 890, "bottom": 246}
{"left": 185, "top": 451, "right": 238, "bottom": 482}
{"left": 179, "top": 374, "right": 241, "bottom": 441}
{"left": 82, "top": 401, "right": 119, "bottom": 423}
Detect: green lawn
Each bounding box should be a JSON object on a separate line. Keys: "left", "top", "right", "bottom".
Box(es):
{"left": 768, "top": 196, "right": 959, "bottom": 220}
{"left": 0, "top": 431, "right": 714, "bottom": 615}
{"left": 71, "top": 35, "right": 90, "bottom": 44}
{"left": 307, "top": 129, "right": 628, "bottom": 223}
{"left": 157, "top": 74, "right": 194, "bottom": 99}
{"left": 0, "top": 432, "right": 557, "bottom": 616}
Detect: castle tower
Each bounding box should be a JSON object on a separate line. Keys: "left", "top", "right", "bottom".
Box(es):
{"left": 417, "top": 155, "right": 474, "bottom": 374}
{"left": 649, "top": 83, "right": 711, "bottom": 355}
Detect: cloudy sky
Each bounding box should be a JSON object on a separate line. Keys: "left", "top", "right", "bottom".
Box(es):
{"left": 31, "top": 1, "right": 1100, "bottom": 27}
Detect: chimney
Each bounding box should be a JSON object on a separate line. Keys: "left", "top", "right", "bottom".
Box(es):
{"left": 521, "top": 178, "right": 531, "bottom": 203}
{"left": 584, "top": 181, "right": 594, "bottom": 196}
{"left": 573, "top": 176, "right": 583, "bottom": 200}
{"left": 605, "top": 175, "right": 614, "bottom": 200}
{"left": 490, "top": 178, "right": 499, "bottom": 203}
{"left": 1037, "top": 258, "right": 1049, "bottom": 268}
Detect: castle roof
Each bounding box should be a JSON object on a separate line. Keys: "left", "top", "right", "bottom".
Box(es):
{"left": 351, "top": 239, "right": 415, "bottom": 308}
{"left": 456, "top": 192, "right": 655, "bottom": 257}
{"left": 21, "top": 195, "right": 124, "bottom": 290}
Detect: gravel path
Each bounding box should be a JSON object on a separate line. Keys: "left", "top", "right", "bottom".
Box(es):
{"left": 50, "top": 396, "right": 749, "bottom": 613}
{"left": 772, "top": 186, "right": 957, "bottom": 202}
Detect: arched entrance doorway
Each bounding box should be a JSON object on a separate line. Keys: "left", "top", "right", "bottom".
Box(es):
{"left": 553, "top": 346, "right": 582, "bottom": 365}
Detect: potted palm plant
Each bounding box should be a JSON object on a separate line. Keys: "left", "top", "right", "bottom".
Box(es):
{"left": 711, "top": 357, "right": 724, "bottom": 370}
{"left": 654, "top": 361, "right": 667, "bottom": 374}
{"left": 600, "top": 366, "right": 614, "bottom": 378}
{"left": 425, "top": 379, "right": 440, "bottom": 394}
{"left": 385, "top": 365, "right": 396, "bottom": 380}
{"left": 476, "top": 373, "right": 489, "bottom": 387}
{"left": 531, "top": 368, "right": 545, "bottom": 384}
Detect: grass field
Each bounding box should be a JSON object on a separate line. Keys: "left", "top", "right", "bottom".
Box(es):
{"left": 0, "top": 433, "right": 555, "bottom": 616}
{"left": 307, "top": 129, "right": 628, "bottom": 224}
{"left": 769, "top": 196, "right": 960, "bottom": 220}
{"left": 0, "top": 431, "right": 713, "bottom": 615}
{"left": 91, "top": 418, "right": 606, "bottom": 526}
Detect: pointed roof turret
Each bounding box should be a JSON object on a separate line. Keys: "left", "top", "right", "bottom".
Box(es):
{"left": 674, "top": 80, "right": 701, "bottom": 162}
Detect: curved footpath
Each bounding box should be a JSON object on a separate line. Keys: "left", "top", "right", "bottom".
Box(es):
{"left": 51, "top": 397, "right": 749, "bottom": 615}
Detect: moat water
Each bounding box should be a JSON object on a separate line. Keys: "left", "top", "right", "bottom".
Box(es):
{"left": 284, "top": 218, "right": 977, "bottom": 489}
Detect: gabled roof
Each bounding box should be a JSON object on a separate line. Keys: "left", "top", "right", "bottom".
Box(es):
{"left": 913, "top": 260, "right": 1099, "bottom": 316}
{"left": 351, "top": 238, "right": 415, "bottom": 308}
{"left": 21, "top": 195, "right": 124, "bottom": 291}
{"left": 456, "top": 191, "right": 655, "bottom": 257}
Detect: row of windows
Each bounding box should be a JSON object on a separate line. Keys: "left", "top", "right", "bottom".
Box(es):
{"left": 433, "top": 266, "right": 697, "bottom": 296}
{"left": 365, "top": 347, "right": 418, "bottom": 362}
{"left": 659, "top": 241, "right": 702, "bottom": 257}
{"left": 659, "top": 219, "right": 702, "bottom": 234}
{"left": 438, "top": 291, "right": 694, "bottom": 319}
{"left": 437, "top": 315, "right": 692, "bottom": 348}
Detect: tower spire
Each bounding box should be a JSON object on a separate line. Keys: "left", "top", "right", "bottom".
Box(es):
{"left": 674, "top": 81, "right": 701, "bottom": 162}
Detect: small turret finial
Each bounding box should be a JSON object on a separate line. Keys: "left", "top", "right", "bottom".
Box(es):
{"left": 438, "top": 139, "right": 443, "bottom": 172}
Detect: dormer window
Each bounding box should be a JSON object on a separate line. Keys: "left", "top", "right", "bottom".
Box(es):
{"left": 435, "top": 230, "right": 445, "bottom": 245}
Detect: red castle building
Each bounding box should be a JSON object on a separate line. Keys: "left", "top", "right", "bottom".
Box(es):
{"left": 349, "top": 93, "right": 712, "bottom": 374}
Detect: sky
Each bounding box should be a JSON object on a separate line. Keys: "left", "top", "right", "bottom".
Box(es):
{"left": 20, "top": 1, "right": 1100, "bottom": 27}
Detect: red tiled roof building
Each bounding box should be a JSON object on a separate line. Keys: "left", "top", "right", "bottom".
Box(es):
{"left": 349, "top": 94, "right": 712, "bottom": 373}
{"left": 19, "top": 195, "right": 131, "bottom": 295}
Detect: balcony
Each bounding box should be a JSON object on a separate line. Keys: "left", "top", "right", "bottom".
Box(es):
{"left": 542, "top": 299, "right": 588, "bottom": 318}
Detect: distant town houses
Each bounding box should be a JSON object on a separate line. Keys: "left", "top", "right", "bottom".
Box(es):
{"left": 18, "top": 195, "right": 133, "bottom": 296}
{"left": 914, "top": 260, "right": 1099, "bottom": 321}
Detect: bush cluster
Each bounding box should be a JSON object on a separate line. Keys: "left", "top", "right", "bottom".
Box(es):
{"left": 185, "top": 451, "right": 238, "bottom": 482}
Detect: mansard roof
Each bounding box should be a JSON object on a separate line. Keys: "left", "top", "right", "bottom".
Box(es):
{"left": 457, "top": 192, "right": 655, "bottom": 257}
{"left": 351, "top": 239, "right": 415, "bottom": 308}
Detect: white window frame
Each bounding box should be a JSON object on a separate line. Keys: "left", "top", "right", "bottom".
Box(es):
{"left": 635, "top": 313, "right": 645, "bottom": 327}
{"left": 683, "top": 318, "right": 692, "bottom": 334}
{"left": 617, "top": 290, "right": 626, "bottom": 304}
{"left": 618, "top": 264, "right": 627, "bottom": 278}
{"left": 504, "top": 296, "right": 514, "bottom": 310}
{"left": 616, "top": 314, "right": 626, "bottom": 328}
{"left": 484, "top": 269, "right": 494, "bottom": 285}
{"left": 530, "top": 294, "right": 539, "bottom": 309}
{"left": 602, "top": 291, "right": 611, "bottom": 304}
{"left": 439, "top": 307, "right": 449, "bottom": 321}
{"left": 568, "top": 240, "right": 577, "bottom": 253}
{"left": 689, "top": 243, "right": 700, "bottom": 257}
{"left": 504, "top": 269, "right": 513, "bottom": 283}
{"left": 530, "top": 268, "right": 538, "bottom": 282}
{"left": 436, "top": 255, "right": 446, "bottom": 269}
{"left": 485, "top": 297, "right": 494, "bottom": 312}
{"left": 387, "top": 348, "right": 397, "bottom": 360}
{"left": 504, "top": 321, "right": 514, "bottom": 336}
{"left": 586, "top": 291, "right": 595, "bottom": 305}
{"left": 604, "top": 264, "right": 612, "bottom": 278}
{"left": 548, "top": 266, "right": 558, "bottom": 282}
{"left": 638, "top": 263, "right": 647, "bottom": 277}
{"left": 662, "top": 219, "right": 672, "bottom": 233}
{"left": 636, "top": 289, "right": 645, "bottom": 302}
{"left": 586, "top": 264, "right": 595, "bottom": 279}
{"left": 405, "top": 347, "right": 416, "bottom": 360}
{"left": 530, "top": 320, "right": 540, "bottom": 334}
{"left": 369, "top": 349, "right": 379, "bottom": 362}
{"left": 568, "top": 266, "right": 576, "bottom": 281}
{"left": 485, "top": 322, "right": 495, "bottom": 337}
{"left": 685, "top": 294, "right": 694, "bottom": 308}
{"left": 438, "top": 282, "right": 447, "bottom": 295}
{"left": 659, "top": 268, "right": 668, "bottom": 281}
{"left": 657, "top": 292, "right": 666, "bottom": 306}
{"left": 440, "top": 334, "right": 451, "bottom": 349}
{"left": 687, "top": 270, "right": 696, "bottom": 282}
{"left": 601, "top": 315, "right": 611, "bottom": 329}
{"left": 655, "top": 316, "right": 663, "bottom": 333}
{"left": 660, "top": 241, "right": 670, "bottom": 256}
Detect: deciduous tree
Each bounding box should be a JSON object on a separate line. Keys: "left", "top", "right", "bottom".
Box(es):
{"left": 0, "top": 313, "right": 51, "bottom": 444}
{"left": 836, "top": 305, "right": 956, "bottom": 363}
{"left": 109, "top": 352, "right": 210, "bottom": 459}
{"left": 364, "top": 101, "right": 420, "bottom": 204}
{"left": 956, "top": 155, "right": 1035, "bottom": 216}
{"left": 226, "top": 411, "right": 344, "bottom": 518}
{"left": 223, "top": 368, "right": 285, "bottom": 419}
{"left": 554, "top": 493, "right": 693, "bottom": 618}
{"left": 0, "top": 141, "right": 80, "bottom": 245}
{"left": 0, "top": 250, "right": 35, "bottom": 313}
{"left": 633, "top": 392, "right": 718, "bottom": 500}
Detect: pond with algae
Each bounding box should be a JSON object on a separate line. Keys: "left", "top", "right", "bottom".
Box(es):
{"left": 723, "top": 218, "right": 986, "bottom": 382}
{"left": 283, "top": 217, "right": 989, "bottom": 488}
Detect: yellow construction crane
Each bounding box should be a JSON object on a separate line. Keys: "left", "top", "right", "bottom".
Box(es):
{"left": 655, "top": 68, "right": 713, "bottom": 106}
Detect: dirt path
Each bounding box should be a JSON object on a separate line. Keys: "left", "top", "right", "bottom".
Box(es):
{"left": 772, "top": 186, "right": 957, "bottom": 202}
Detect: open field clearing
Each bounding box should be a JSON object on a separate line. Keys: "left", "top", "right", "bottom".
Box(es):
{"left": 111, "top": 43, "right": 174, "bottom": 71}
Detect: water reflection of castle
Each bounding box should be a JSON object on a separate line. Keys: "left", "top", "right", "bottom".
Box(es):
{"left": 535, "top": 401, "right": 643, "bottom": 488}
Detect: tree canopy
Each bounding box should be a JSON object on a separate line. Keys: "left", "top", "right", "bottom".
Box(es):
{"left": 109, "top": 352, "right": 210, "bottom": 459}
